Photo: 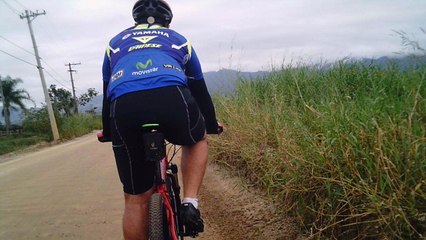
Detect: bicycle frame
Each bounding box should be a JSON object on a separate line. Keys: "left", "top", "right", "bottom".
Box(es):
{"left": 143, "top": 124, "right": 181, "bottom": 240}
{"left": 156, "top": 155, "right": 179, "bottom": 240}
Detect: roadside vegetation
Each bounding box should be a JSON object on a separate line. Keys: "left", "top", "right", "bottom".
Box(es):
{"left": 0, "top": 111, "right": 101, "bottom": 156}
{"left": 210, "top": 58, "right": 425, "bottom": 239}
{"left": 0, "top": 133, "right": 46, "bottom": 155}
{"left": 0, "top": 76, "right": 101, "bottom": 156}
{"left": 22, "top": 108, "right": 102, "bottom": 141}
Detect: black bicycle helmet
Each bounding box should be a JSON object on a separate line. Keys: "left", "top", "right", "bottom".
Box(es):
{"left": 132, "top": 0, "right": 173, "bottom": 25}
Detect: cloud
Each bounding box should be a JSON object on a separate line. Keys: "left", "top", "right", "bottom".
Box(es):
{"left": 0, "top": 0, "right": 425, "bottom": 106}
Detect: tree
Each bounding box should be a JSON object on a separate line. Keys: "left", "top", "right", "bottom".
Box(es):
{"left": 79, "top": 88, "right": 99, "bottom": 106}
{"left": 22, "top": 106, "right": 61, "bottom": 138}
{"left": 0, "top": 75, "right": 33, "bottom": 133}
{"left": 48, "top": 84, "right": 74, "bottom": 116}
{"left": 48, "top": 85, "right": 99, "bottom": 115}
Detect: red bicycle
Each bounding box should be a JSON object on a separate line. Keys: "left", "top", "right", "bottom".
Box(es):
{"left": 99, "top": 123, "right": 223, "bottom": 239}
{"left": 141, "top": 123, "right": 184, "bottom": 240}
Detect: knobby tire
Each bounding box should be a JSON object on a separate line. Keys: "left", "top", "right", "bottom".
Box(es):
{"left": 149, "top": 193, "right": 169, "bottom": 240}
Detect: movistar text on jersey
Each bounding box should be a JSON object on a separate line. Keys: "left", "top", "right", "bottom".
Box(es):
{"left": 132, "top": 67, "right": 159, "bottom": 76}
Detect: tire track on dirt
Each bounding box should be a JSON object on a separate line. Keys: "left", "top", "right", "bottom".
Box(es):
{"left": 199, "top": 163, "right": 302, "bottom": 240}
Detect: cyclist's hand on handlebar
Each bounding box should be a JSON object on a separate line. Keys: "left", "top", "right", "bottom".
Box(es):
{"left": 217, "top": 122, "right": 224, "bottom": 134}
{"left": 206, "top": 121, "right": 223, "bottom": 134}
{"left": 97, "top": 130, "right": 112, "bottom": 143}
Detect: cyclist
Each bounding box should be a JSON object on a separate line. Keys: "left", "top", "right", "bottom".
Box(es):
{"left": 101, "top": 0, "right": 220, "bottom": 239}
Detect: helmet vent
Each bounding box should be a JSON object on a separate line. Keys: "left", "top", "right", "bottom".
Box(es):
{"left": 147, "top": 16, "right": 155, "bottom": 24}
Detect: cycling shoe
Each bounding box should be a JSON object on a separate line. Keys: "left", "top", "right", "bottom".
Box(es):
{"left": 180, "top": 203, "right": 204, "bottom": 237}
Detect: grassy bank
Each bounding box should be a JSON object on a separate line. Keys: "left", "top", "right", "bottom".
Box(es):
{"left": 210, "top": 60, "right": 425, "bottom": 239}
{"left": 0, "top": 114, "right": 102, "bottom": 156}
{"left": 0, "top": 134, "right": 48, "bottom": 155}
{"left": 58, "top": 114, "right": 102, "bottom": 139}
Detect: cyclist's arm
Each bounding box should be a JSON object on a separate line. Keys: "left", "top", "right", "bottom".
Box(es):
{"left": 102, "top": 51, "right": 112, "bottom": 139}
{"left": 188, "top": 79, "right": 219, "bottom": 134}
{"left": 185, "top": 49, "right": 220, "bottom": 134}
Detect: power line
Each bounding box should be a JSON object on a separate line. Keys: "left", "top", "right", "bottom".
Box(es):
{"left": 10, "top": 10, "right": 76, "bottom": 92}
{"left": 1, "top": 0, "right": 20, "bottom": 15}
{"left": 0, "top": 35, "right": 74, "bottom": 92}
{"left": 0, "top": 39, "right": 79, "bottom": 93}
{"left": 0, "top": 48, "right": 36, "bottom": 67}
{"left": 44, "top": 69, "right": 72, "bottom": 90}
{"left": 41, "top": 59, "right": 70, "bottom": 85}
{"left": 0, "top": 49, "right": 75, "bottom": 92}
{"left": 0, "top": 36, "right": 73, "bottom": 91}
{"left": 0, "top": 35, "right": 34, "bottom": 56}
{"left": 11, "top": 0, "right": 26, "bottom": 9}
{"left": 43, "top": 60, "right": 84, "bottom": 95}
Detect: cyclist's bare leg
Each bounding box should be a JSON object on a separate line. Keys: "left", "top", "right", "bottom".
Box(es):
{"left": 181, "top": 135, "right": 208, "bottom": 199}
{"left": 122, "top": 187, "right": 154, "bottom": 240}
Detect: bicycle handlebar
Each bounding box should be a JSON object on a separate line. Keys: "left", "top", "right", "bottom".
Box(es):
{"left": 97, "top": 122, "right": 223, "bottom": 143}
{"left": 97, "top": 131, "right": 111, "bottom": 143}
{"left": 217, "top": 124, "right": 224, "bottom": 134}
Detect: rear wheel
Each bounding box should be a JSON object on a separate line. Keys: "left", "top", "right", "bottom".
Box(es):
{"left": 149, "top": 193, "right": 170, "bottom": 240}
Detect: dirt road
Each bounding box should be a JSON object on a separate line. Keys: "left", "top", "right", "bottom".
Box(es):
{"left": 0, "top": 133, "right": 300, "bottom": 239}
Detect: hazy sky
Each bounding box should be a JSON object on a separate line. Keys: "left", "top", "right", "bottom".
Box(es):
{"left": 1, "top": 0, "right": 425, "bottom": 106}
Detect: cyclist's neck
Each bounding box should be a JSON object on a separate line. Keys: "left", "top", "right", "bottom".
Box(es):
{"left": 134, "top": 24, "right": 167, "bottom": 30}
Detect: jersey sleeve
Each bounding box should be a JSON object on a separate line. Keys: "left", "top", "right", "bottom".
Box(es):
{"left": 102, "top": 49, "right": 111, "bottom": 83}
{"left": 185, "top": 47, "right": 204, "bottom": 81}
{"left": 101, "top": 49, "right": 112, "bottom": 138}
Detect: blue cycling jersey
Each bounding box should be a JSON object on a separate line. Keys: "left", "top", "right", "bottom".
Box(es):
{"left": 102, "top": 24, "right": 204, "bottom": 101}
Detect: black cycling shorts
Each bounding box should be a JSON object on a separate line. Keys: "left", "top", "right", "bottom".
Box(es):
{"left": 110, "top": 86, "right": 206, "bottom": 194}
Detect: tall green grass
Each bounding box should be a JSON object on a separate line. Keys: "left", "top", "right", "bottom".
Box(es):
{"left": 58, "top": 114, "right": 102, "bottom": 139}
{"left": 210, "top": 60, "right": 425, "bottom": 239}
{"left": 0, "top": 134, "right": 47, "bottom": 155}
{"left": 22, "top": 107, "right": 102, "bottom": 141}
{"left": 1, "top": 114, "right": 101, "bottom": 156}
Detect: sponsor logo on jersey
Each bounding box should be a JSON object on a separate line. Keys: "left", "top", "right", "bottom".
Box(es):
{"left": 163, "top": 64, "right": 182, "bottom": 72}
{"left": 128, "top": 44, "right": 162, "bottom": 52}
{"left": 137, "top": 59, "right": 153, "bottom": 70}
{"left": 111, "top": 70, "right": 124, "bottom": 81}
{"left": 133, "top": 36, "right": 158, "bottom": 44}
{"left": 132, "top": 67, "right": 159, "bottom": 76}
{"left": 132, "top": 30, "right": 170, "bottom": 38}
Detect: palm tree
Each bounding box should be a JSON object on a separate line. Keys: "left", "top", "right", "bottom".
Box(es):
{"left": 0, "top": 76, "right": 33, "bottom": 133}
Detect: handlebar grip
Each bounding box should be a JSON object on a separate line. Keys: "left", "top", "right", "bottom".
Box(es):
{"left": 97, "top": 131, "right": 111, "bottom": 143}
{"left": 217, "top": 125, "right": 224, "bottom": 134}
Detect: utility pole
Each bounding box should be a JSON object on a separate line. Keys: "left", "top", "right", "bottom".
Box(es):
{"left": 0, "top": 76, "right": 8, "bottom": 133}
{"left": 66, "top": 62, "right": 81, "bottom": 114}
{"left": 20, "top": 10, "right": 60, "bottom": 142}
{"left": 0, "top": 76, "right": 3, "bottom": 101}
